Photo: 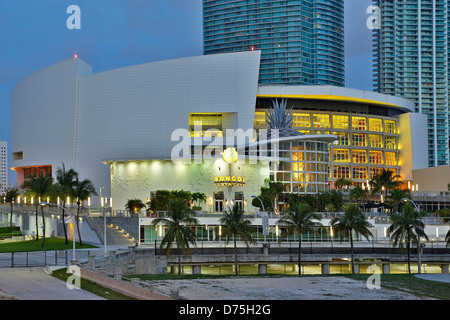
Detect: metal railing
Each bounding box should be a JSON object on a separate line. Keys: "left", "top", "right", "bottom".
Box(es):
{"left": 0, "top": 249, "right": 91, "bottom": 268}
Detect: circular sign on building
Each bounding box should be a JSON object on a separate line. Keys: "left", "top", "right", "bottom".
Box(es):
{"left": 223, "top": 147, "right": 238, "bottom": 163}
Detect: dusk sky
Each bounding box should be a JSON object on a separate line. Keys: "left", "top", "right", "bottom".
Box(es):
{"left": 0, "top": 0, "right": 373, "bottom": 185}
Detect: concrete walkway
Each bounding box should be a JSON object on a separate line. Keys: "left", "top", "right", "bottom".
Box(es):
{"left": 415, "top": 273, "right": 450, "bottom": 284}
{"left": 0, "top": 267, "right": 106, "bottom": 300}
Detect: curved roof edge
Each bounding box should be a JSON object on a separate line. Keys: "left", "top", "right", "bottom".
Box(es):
{"left": 257, "top": 85, "right": 415, "bottom": 113}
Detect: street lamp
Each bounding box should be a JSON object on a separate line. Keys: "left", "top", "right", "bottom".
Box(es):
{"left": 402, "top": 198, "right": 422, "bottom": 274}
{"left": 252, "top": 195, "right": 269, "bottom": 244}
{"left": 39, "top": 202, "right": 78, "bottom": 264}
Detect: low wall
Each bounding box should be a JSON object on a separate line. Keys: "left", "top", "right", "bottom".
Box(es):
{"left": 79, "top": 266, "right": 174, "bottom": 300}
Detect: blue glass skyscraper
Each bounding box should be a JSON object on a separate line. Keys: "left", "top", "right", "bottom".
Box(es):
{"left": 372, "top": 0, "right": 450, "bottom": 167}
{"left": 203, "top": 0, "right": 345, "bottom": 86}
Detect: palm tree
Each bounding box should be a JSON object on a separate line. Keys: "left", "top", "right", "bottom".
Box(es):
{"left": 388, "top": 203, "right": 429, "bottom": 273}
{"left": 191, "top": 192, "right": 207, "bottom": 209}
{"left": 5, "top": 188, "right": 20, "bottom": 233}
{"left": 388, "top": 188, "right": 411, "bottom": 212}
{"left": 219, "top": 204, "right": 255, "bottom": 276}
{"left": 369, "top": 168, "right": 401, "bottom": 202}
{"left": 277, "top": 202, "right": 322, "bottom": 275}
{"left": 330, "top": 204, "right": 373, "bottom": 274}
{"left": 349, "top": 185, "right": 369, "bottom": 206}
{"left": 152, "top": 198, "right": 199, "bottom": 275}
{"left": 268, "top": 181, "right": 284, "bottom": 214}
{"left": 335, "top": 178, "right": 353, "bottom": 189}
{"left": 56, "top": 163, "right": 78, "bottom": 244}
{"left": 72, "top": 177, "right": 97, "bottom": 247}
{"left": 125, "top": 198, "right": 146, "bottom": 214}
{"left": 23, "top": 175, "right": 53, "bottom": 247}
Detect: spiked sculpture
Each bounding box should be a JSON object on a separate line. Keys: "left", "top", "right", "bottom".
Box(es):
{"left": 266, "top": 98, "right": 294, "bottom": 129}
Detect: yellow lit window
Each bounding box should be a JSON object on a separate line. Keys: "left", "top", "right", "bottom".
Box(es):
{"left": 253, "top": 112, "right": 266, "bottom": 127}
{"left": 369, "top": 151, "right": 384, "bottom": 165}
{"left": 314, "top": 130, "right": 330, "bottom": 135}
{"left": 293, "top": 113, "right": 311, "bottom": 127}
{"left": 313, "top": 114, "right": 330, "bottom": 128}
{"left": 297, "top": 129, "right": 310, "bottom": 135}
{"left": 369, "top": 118, "right": 383, "bottom": 132}
{"left": 385, "top": 136, "right": 396, "bottom": 149}
{"left": 369, "top": 167, "right": 383, "bottom": 179}
{"left": 332, "top": 115, "right": 349, "bottom": 129}
{"left": 333, "top": 149, "right": 350, "bottom": 162}
{"left": 353, "top": 150, "right": 368, "bottom": 164}
{"left": 385, "top": 120, "right": 396, "bottom": 134}
{"left": 333, "top": 166, "right": 351, "bottom": 179}
{"left": 333, "top": 132, "right": 350, "bottom": 146}
{"left": 385, "top": 152, "right": 397, "bottom": 166}
{"left": 352, "top": 116, "right": 367, "bottom": 130}
{"left": 353, "top": 166, "right": 368, "bottom": 180}
{"left": 369, "top": 134, "right": 383, "bottom": 148}
{"left": 189, "top": 114, "right": 223, "bottom": 137}
{"left": 352, "top": 133, "right": 367, "bottom": 147}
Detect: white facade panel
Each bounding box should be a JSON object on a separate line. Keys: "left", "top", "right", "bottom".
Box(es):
{"left": 11, "top": 52, "right": 261, "bottom": 204}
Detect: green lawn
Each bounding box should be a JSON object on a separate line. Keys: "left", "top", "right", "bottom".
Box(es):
{"left": 50, "top": 268, "right": 136, "bottom": 300}
{"left": 345, "top": 274, "right": 450, "bottom": 300}
{"left": 0, "top": 237, "right": 98, "bottom": 253}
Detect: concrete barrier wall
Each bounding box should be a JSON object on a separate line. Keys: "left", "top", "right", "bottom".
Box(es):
{"left": 80, "top": 267, "right": 172, "bottom": 300}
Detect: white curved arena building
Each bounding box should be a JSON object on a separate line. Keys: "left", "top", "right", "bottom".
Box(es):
{"left": 10, "top": 51, "right": 427, "bottom": 213}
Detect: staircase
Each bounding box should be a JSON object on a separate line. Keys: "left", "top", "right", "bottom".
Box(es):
{"left": 86, "top": 217, "right": 136, "bottom": 246}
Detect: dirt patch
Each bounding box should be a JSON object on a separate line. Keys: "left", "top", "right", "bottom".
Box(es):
{"left": 149, "top": 276, "right": 432, "bottom": 300}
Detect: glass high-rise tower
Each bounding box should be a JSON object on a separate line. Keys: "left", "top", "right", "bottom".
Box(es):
{"left": 203, "top": 0, "right": 345, "bottom": 86}
{"left": 372, "top": 0, "right": 449, "bottom": 167}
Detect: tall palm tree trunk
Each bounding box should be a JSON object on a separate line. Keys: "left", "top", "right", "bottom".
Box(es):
{"left": 234, "top": 236, "right": 238, "bottom": 276}
{"left": 407, "top": 233, "right": 411, "bottom": 274}
{"left": 350, "top": 231, "right": 355, "bottom": 274}
{"left": 298, "top": 228, "right": 302, "bottom": 275}
{"left": 62, "top": 200, "right": 69, "bottom": 245}
{"left": 76, "top": 205, "right": 83, "bottom": 246}
{"left": 41, "top": 205, "right": 46, "bottom": 248}
{"left": 35, "top": 204, "right": 39, "bottom": 241}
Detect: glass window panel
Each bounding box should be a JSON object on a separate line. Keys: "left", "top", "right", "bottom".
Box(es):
{"left": 369, "top": 118, "right": 383, "bottom": 132}
{"left": 352, "top": 166, "right": 368, "bottom": 180}
{"left": 333, "top": 149, "right": 350, "bottom": 162}
{"left": 293, "top": 113, "right": 311, "bottom": 127}
{"left": 385, "top": 120, "right": 396, "bottom": 134}
{"left": 369, "top": 151, "right": 384, "bottom": 165}
{"left": 352, "top": 116, "right": 367, "bottom": 130}
{"left": 332, "top": 115, "right": 349, "bottom": 129}
{"left": 333, "top": 131, "right": 350, "bottom": 145}
{"left": 369, "top": 134, "right": 383, "bottom": 148}
{"left": 385, "top": 152, "right": 397, "bottom": 166}
{"left": 313, "top": 114, "right": 330, "bottom": 128}
{"left": 385, "top": 136, "right": 396, "bottom": 149}
{"left": 352, "top": 133, "right": 367, "bottom": 147}
{"left": 353, "top": 150, "right": 368, "bottom": 164}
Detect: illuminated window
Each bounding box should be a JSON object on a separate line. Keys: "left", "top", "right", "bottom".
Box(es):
{"left": 385, "top": 120, "right": 396, "bottom": 134}
{"left": 352, "top": 133, "right": 367, "bottom": 147}
{"left": 353, "top": 150, "right": 368, "bottom": 164}
{"left": 313, "top": 114, "right": 330, "bottom": 128}
{"left": 293, "top": 113, "right": 311, "bottom": 127}
{"left": 352, "top": 116, "right": 367, "bottom": 130}
{"left": 353, "top": 167, "right": 368, "bottom": 180}
{"left": 254, "top": 112, "right": 266, "bottom": 127}
{"left": 332, "top": 115, "right": 349, "bottom": 129}
{"left": 333, "top": 149, "right": 350, "bottom": 162}
{"left": 369, "top": 151, "right": 384, "bottom": 165}
{"left": 369, "top": 118, "right": 383, "bottom": 132}
{"left": 314, "top": 130, "right": 330, "bottom": 135}
{"left": 369, "top": 134, "right": 383, "bottom": 148}
{"left": 333, "top": 132, "right": 350, "bottom": 145}
{"left": 189, "top": 114, "right": 223, "bottom": 137}
{"left": 385, "top": 136, "right": 396, "bottom": 149}
{"left": 385, "top": 152, "right": 397, "bottom": 166}
{"left": 333, "top": 166, "right": 351, "bottom": 179}
{"left": 369, "top": 167, "right": 383, "bottom": 179}
{"left": 297, "top": 129, "right": 310, "bottom": 135}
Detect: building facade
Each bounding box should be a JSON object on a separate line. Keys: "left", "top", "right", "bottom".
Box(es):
{"left": 10, "top": 52, "right": 424, "bottom": 211}
{"left": 372, "top": 0, "right": 450, "bottom": 167}
{"left": 203, "top": 0, "right": 345, "bottom": 86}
{"left": 0, "top": 141, "right": 7, "bottom": 195}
